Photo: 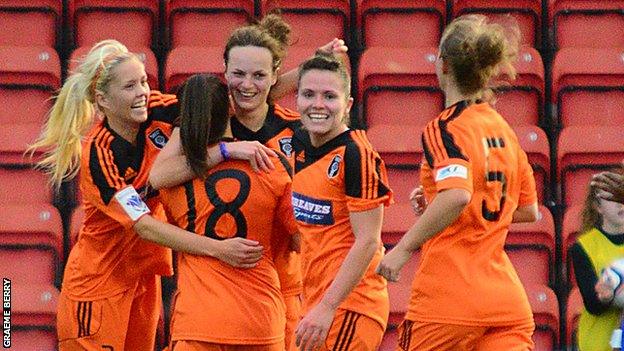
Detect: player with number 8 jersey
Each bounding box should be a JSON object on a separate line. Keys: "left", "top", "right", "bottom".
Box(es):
{"left": 158, "top": 74, "right": 298, "bottom": 350}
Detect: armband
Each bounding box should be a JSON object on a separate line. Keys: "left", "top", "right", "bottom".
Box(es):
{"left": 114, "top": 186, "right": 151, "bottom": 221}
{"left": 219, "top": 141, "right": 230, "bottom": 161}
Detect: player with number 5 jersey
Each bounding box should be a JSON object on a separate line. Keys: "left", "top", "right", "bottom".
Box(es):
{"left": 158, "top": 74, "right": 298, "bottom": 351}
{"left": 377, "top": 15, "right": 539, "bottom": 351}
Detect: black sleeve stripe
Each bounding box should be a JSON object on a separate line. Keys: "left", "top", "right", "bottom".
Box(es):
{"left": 375, "top": 156, "right": 391, "bottom": 198}
{"left": 344, "top": 142, "right": 363, "bottom": 198}
{"left": 90, "top": 133, "right": 118, "bottom": 205}
{"left": 425, "top": 123, "right": 444, "bottom": 165}
{"left": 438, "top": 118, "right": 468, "bottom": 161}
{"left": 276, "top": 152, "right": 293, "bottom": 179}
{"left": 422, "top": 132, "right": 434, "bottom": 168}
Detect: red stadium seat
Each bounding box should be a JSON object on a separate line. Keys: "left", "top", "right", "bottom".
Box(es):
{"left": 552, "top": 48, "right": 624, "bottom": 128}
{"left": 451, "top": 0, "right": 544, "bottom": 49}
{"left": 358, "top": 47, "right": 441, "bottom": 166}
{"left": 164, "top": 46, "right": 225, "bottom": 93}
{"left": 357, "top": 0, "right": 447, "bottom": 49}
{"left": 557, "top": 125, "right": 624, "bottom": 207}
{"left": 10, "top": 328, "right": 57, "bottom": 351}
{"left": 512, "top": 125, "right": 551, "bottom": 204}
{"left": 566, "top": 287, "right": 583, "bottom": 348}
{"left": 494, "top": 47, "right": 545, "bottom": 127}
{"left": 68, "top": 0, "right": 160, "bottom": 49}
{"left": 0, "top": 0, "right": 62, "bottom": 48}
{"left": 69, "top": 46, "right": 159, "bottom": 91}
{"left": 506, "top": 205, "right": 555, "bottom": 286}
{"left": 0, "top": 203, "right": 63, "bottom": 283}
{"left": 561, "top": 205, "right": 583, "bottom": 288}
{"left": 0, "top": 168, "right": 52, "bottom": 205}
{"left": 0, "top": 247, "right": 57, "bottom": 286}
{"left": 11, "top": 283, "right": 58, "bottom": 347}
{"left": 0, "top": 46, "right": 60, "bottom": 165}
{"left": 167, "top": 0, "right": 255, "bottom": 48}
{"left": 259, "top": 0, "right": 351, "bottom": 48}
{"left": 526, "top": 284, "right": 560, "bottom": 351}
{"left": 550, "top": 0, "right": 624, "bottom": 50}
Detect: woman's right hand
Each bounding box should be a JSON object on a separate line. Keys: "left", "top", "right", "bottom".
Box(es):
{"left": 213, "top": 237, "right": 264, "bottom": 268}
{"left": 409, "top": 185, "right": 427, "bottom": 215}
{"left": 225, "top": 141, "right": 277, "bottom": 173}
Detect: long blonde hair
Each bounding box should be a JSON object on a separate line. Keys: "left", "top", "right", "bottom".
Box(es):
{"left": 27, "top": 40, "right": 137, "bottom": 190}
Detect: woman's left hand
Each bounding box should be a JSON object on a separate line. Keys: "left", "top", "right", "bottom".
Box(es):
{"left": 295, "top": 301, "right": 336, "bottom": 351}
{"left": 376, "top": 245, "right": 411, "bottom": 282}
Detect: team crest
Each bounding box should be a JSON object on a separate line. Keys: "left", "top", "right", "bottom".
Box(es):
{"left": 148, "top": 128, "right": 168, "bottom": 149}
{"left": 327, "top": 155, "right": 342, "bottom": 178}
{"left": 278, "top": 137, "right": 293, "bottom": 157}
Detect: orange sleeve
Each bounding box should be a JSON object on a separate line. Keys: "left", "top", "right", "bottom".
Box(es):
{"left": 84, "top": 131, "right": 148, "bottom": 230}
{"left": 517, "top": 147, "right": 538, "bottom": 206}
{"left": 422, "top": 120, "right": 473, "bottom": 195}
{"left": 345, "top": 130, "right": 393, "bottom": 212}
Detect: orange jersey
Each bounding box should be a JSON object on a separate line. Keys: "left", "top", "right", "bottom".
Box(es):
{"left": 232, "top": 103, "right": 303, "bottom": 296}
{"left": 62, "top": 91, "right": 178, "bottom": 299}
{"left": 407, "top": 101, "right": 538, "bottom": 326}
{"left": 292, "top": 129, "right": 392, "bottom": 329}
{"left": 159, "top": 154, "right": 297, "bottom": 345}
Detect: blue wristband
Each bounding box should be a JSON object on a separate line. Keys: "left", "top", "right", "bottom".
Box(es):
{"left": 219, "top": 141, "right": 230, "bottom": 161}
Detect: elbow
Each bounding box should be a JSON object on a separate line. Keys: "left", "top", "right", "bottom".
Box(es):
{"left": 133, "top": 216, "right": 154, "bottom": 241}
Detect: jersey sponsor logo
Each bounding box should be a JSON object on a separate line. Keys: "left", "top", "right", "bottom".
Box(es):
{"left": 327, "top": 155, "right": 342, "bottom": 178}
{"left": 292, "top": 192, "right": 334, "bottom": 225}
{"left": 148, "top": 128, "right": 168, "bottom": 149}
{"left": 114, "top": 186, "right": 150, "bottom": 221}
{"left": 278, "top": 137, "right": 293, "bottom": 157}
{"left": 435, "top": 164, "right": 468, "bottom": 182}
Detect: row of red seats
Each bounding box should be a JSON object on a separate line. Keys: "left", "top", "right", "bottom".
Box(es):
{"left": 2, "top": 45, "right": 623, "bottom": 207}
{"left": 1, "top": 1, "right": 623, "bottom": 52}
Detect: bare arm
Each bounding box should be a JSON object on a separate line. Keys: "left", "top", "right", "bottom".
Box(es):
{"left": 149, "top": 129, "right": 277, "bottom": 189}
{"left": 134, "top": 215, "right": 263, "bottom": 268}
{"left": 376, "top": 188, "right": 470, "bottom": 282}
{"left": 512, "top": 202, "right": 539, "bottom": 223}
{"left": 296, "top": 206, "right": 383, "bottom": 351}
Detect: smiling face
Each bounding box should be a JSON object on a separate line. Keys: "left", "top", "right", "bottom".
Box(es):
{"left": 297, "top": 69, "right": 353, "bottom": 147}
{"left": 225, "top": 46, "right": 277, "bottom": 118}
{"left": 96, "top": 57, "right": 150, "bottom": 127}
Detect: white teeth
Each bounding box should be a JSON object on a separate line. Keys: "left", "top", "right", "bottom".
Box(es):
{"left": 240, "top": 91, "right": 256, "bottom": 98}
{"left": 309, "top": 113, "right": 329, "bottom": 119}
{"left": 131, "top": 101, "right": 146, "bottom": 108}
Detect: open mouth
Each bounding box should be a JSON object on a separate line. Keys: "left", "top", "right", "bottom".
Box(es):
{"left": 238, "top": 90, "right": 257, "bottom": 99}
{"left": 131, "top": 100, "right": 147, "bottom": 111}
{"left": 307, "top": 113, "right": 330, "bottom": 121}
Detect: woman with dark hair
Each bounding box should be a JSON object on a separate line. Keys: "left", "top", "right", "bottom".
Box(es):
{"left": 159, "top": 73, "right": 297, "bottom": 351}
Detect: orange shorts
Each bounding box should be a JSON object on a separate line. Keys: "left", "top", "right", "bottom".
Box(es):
{"left": 57, "top": 274, "right": 162, "bottom": 351}
{"left": 320, "top": 309, "right": 384, "bottom": 351}
{"left": 172, "top": 340, "right": 283, "bottom": 351}
{"left": 284, "top": 293, "right": 302, "bottom": 351}
{"left": 396, "top": 319, "right": 535, "bottom": 351}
